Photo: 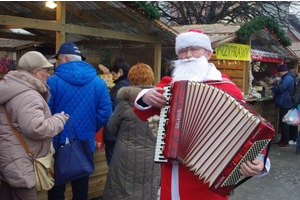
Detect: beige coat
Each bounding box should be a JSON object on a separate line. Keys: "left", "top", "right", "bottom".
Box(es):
{"left": 0, "top": 70, "right": 67, "bottom": 189}
{"left": 102, "top": 86, "right": 161, "bottom": 200}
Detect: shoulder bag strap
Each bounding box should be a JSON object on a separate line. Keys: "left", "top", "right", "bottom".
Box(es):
{"left": 4, "top": 107, "right": 35, "bottom": 158}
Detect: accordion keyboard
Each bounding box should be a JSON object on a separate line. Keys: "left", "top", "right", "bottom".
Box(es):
{"left": 154, "top": 86, "right": 171, "bottom": 163}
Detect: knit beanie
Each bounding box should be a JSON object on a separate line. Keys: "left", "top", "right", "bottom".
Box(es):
{"left": 128, "top": 63, "right": 154, "bottom": 86}
{"left": 175, "top": 29, "right": 213, "bottom": 56}
{"left": 277, "top": 64, "right": 288, "bottom": 72}
{"left": 18, "top": 51, "right": 53, "bottom": 72}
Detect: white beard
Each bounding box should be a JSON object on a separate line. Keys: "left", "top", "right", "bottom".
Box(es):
{"left": 171, "top": 56, "right": 222, "bottom": 83}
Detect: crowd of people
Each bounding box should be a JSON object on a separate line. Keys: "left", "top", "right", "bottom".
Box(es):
{"left": 1, "top": 28, "right": 300, "bottom": 200}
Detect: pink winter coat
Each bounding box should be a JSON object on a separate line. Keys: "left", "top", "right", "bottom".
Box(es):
{"left": 0, "top": 70, "right": 68, "bottom": 189}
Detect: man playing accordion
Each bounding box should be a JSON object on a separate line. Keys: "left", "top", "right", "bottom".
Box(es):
{"left": 133, "top": 29, "right": 270, "bottom": 200}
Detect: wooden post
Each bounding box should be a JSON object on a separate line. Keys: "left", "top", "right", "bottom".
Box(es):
{"left": 55, "top": 1, "right": 66, "bottom": 54}
{"left": 154, "top": 42, "right": 162, "bottom": 85}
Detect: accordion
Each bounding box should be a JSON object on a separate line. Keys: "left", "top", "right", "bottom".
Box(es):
{"left": 154, "top": 81, "right": 274, "bottom": 197}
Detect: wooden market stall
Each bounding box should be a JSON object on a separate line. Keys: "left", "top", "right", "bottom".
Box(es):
{"left": 172, "top": 17, "right": 299, "bottom": 137}
{"left": 0, "top": 1, "right": 177, "bottom": 84}
{"left": 0, "top": 2, "right": 177, "bottom": 199}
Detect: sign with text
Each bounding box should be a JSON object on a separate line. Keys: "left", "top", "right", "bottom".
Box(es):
{"left": 250, "top": 49, "right": 284, "bottom": 63}
{"left": 216, "top": 43, "right": 251, "bottom": 61}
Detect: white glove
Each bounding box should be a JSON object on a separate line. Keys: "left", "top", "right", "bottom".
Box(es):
{"left": 147, "top": 115, "right": 160, "bottom": 137}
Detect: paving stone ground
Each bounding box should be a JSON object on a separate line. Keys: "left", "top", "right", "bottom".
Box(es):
{"left": 229, "top": 142, "right": 300, "bottom": 200}
{"left": 94, "top": 141, "right": 300, "bottom": 200}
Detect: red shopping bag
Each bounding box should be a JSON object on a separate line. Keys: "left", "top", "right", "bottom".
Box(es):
{"left": 95, "top": 127, "right": 105, "bottom": 150}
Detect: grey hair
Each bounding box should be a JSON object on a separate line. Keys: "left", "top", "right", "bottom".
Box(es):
{"left": 60, "top": 54, "right": 82, "bottom": 61}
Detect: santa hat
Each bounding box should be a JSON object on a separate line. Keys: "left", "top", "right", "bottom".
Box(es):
{"left": 175, "top": 29, "right": 213, "bottom": 56}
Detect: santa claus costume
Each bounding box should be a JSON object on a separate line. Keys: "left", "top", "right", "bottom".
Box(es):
{"left": 133, "top": 30, "right": 270, "bottom": 200}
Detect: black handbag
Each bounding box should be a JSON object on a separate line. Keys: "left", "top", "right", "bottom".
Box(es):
{"left": 54, "top": 118, "right": 95, "bottom": 185}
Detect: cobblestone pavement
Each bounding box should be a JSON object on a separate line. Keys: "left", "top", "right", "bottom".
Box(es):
{"left": 229, "top": 142, "right": 300, "bottom": 200}
{"left": 94, "top": 142, "right": 300, "bottom": 200}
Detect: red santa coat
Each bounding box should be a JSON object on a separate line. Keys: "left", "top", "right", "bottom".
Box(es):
{"left": 134, "top": 74, "right": 268, "bottom": 200}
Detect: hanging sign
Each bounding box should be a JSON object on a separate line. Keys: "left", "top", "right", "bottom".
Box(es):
{"left": 215, "top": 43, "right": 251, "bottom": 61}
{"left": 250, "top": 49, "right": 284, "bottom": 63}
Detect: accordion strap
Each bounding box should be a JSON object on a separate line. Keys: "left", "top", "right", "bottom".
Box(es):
{"left": 232, "top": 141, "right": 272, "bottom": 191}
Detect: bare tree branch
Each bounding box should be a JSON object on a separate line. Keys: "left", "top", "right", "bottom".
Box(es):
{"left": 151, "top": 1, "right": 300, "bottom": 27}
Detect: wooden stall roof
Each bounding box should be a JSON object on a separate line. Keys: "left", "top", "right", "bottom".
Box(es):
{"left": 0, "top": 1, "right": 178, "bottom": 50}
{"left": 290, "top": 42, "right": 300, "bottom": 58}
{"left": 171, "top": 24, "right": 295, "bottom": 59}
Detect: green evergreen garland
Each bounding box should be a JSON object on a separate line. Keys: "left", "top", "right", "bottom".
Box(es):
{"left": 124, "top": 1, "right": 160, "bottom": 20}
{"left": 97, "top": 48, "right": 111, "bottom": 75}
{"left": 236, "top": 16, "right": 291, "bottom": 47}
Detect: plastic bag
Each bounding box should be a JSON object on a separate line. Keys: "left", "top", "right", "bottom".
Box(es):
{"left": 283, "top": 108, "right": 300, "bottom": 126}
{"left": 95, "top": 127, "right": 105, "bottom": 150}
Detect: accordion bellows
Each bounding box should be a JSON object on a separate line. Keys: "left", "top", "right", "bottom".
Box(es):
{"left": 155, "top": 81, "right": 274, "bottom": 197}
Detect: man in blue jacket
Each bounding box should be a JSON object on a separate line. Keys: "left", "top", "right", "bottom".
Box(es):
{"left": 271, "top": 64, "right": 297, "bottom": 147}
{"left": 47, "top": 42, "right": 112, "bottom": 200}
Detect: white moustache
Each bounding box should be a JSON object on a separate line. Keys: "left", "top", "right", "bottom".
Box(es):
{"left": 171, "top": 56, "right": 222, "bottom": 83}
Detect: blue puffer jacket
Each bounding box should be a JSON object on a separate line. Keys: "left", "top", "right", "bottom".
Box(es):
{"left": 47, "top": 61, "right": 112, "bottom": 152}
{"left": 271, "top": 70, "right": 295, "bottom": 108}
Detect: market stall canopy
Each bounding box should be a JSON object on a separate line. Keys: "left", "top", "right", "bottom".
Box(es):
{"left": 171, "top": 23, "right": 296, "bottom": 60}
{"left": 290, "top": 42, "right": 300, "bottom": 58}
{"left": 0, "top": 1, "right": 177, "bottom": 50}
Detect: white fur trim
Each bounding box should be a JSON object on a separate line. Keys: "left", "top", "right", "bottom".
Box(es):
{"left": 134, "top": 89, "right": 153, "bottom": 110}
{"left": 175, "top": 32, "right": 213, "bottom": 55}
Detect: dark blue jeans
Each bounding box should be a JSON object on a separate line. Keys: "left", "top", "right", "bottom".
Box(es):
{"left": 48, "top": 175, "right": 89, "bottom": 200}
{"left": 279, "top": 107, "right": 298, "bottom": 144}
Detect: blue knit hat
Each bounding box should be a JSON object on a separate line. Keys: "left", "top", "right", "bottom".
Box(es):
{"left": 277, "top": 64, "right": 288, "bottom": 72}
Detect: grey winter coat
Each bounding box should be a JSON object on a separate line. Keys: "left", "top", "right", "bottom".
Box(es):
{"left": 0, "top": 70, "right": 68, "bottom": 189}
{"left": 102, "top": 86, "right": 161, "bottom": 200}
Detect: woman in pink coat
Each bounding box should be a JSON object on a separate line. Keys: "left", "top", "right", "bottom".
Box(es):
{"left": 0, "top": 51, "right": 69, "bottom": 200}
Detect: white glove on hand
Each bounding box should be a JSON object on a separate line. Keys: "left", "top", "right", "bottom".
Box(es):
{"left": 147, "top": 115, "right": 160, "bottom": 137}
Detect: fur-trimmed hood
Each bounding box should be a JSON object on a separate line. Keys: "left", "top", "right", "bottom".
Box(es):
{"left": 117, "top": 85, "right": 154, "bottom": 104}
{"left": 0, "top": 70, "right": 50, "bottom": 104}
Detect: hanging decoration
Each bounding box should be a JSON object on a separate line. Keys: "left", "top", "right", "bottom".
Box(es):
{"left": 217, "top": 16, "right": 298, "bottom": 61}
{"left": 124, "top": 1, "right": 160, "bottom": 20}
{"left": 235, "top": 16, "right": 291, "bottom": 47}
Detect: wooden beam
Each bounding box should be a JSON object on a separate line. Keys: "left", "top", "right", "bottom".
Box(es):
{"left": 0, "top": 31, "right": 55, "bottom": 43}
{"left": 0, "top": 14, "right": 159, "bottom": 43}
{"left": 66, "top": 24, "right": 159, "bottom": 43}
{"left": 25, "top": 28, "right": 55, "bottom": 38}
{"left": 0, "top": 47, "right": 16, "bottom": 51}
{"left": 154, "top": 43, "right": 162, "bottom": 85}
{"left": 0, "top": 14, "right": 60, "bottom": 31}
{"left": 212, "top": 34, "right": 237, "bottom": 48}
{"left": 66, "top": 3, "right": 109, "bottom": 29}
{"left": 76, "top": 39, "right": 154, "bottom": 46}
{"left": 0, "top": 25, "right": 22, "bottom": 29}
{"left": 16, "top": 41, "right": 44, "bottom": 50}
{"left": 94, "top": 1, "right": 152, "bottom": 34}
